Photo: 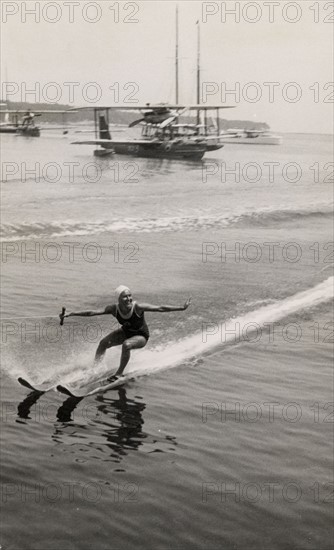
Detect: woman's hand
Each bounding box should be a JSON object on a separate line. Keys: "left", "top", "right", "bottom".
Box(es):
{"left": 59, "top": 312, "right": 70, "bottom": 319}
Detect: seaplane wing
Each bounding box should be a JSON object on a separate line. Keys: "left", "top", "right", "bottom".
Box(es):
{"left": 0, "top": 109, "right": 76, "bottom": 114}
{"left": 0, "top": 110, "right": 40, "bottom": 116}
{"left": 72, "top": 139, "right": 115, "bottom": 145}
{"left": 69, "top": 105, "right": 182, "bottom": 111}
{"left": 68, "top": 104, "right": 235, "bottom": 112}
{"left": 72, "top": 138, "right": 161, "bottom": 147}
{"left": 186, "top": 105, "right": 235, "bottom": 110}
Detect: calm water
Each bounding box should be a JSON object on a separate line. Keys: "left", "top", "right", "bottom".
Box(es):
{"left": 1, "top": 130, "right": 333, "bottom": 550}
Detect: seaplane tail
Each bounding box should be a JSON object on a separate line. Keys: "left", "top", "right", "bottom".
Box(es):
{"left": 99, "top": 115, "right": 111, "bottom": 140}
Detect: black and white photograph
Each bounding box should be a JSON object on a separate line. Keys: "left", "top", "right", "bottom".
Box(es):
{"left": 1, "top": 1, "right": 333, "bottom": 549}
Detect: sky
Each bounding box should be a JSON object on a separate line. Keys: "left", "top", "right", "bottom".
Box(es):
{"left": 1, "top": 0, "right": 333, "bottom": 133}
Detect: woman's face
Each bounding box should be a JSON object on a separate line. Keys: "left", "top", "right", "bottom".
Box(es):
{"left": 119, "top": 290, "right": 132, "bottom": 311}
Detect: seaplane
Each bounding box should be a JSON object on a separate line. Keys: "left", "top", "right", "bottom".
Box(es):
{"left": 71, "top": 8, "right": 237, "bottom": 160}
{"left": 71, "top": 103, "right": 235, "bottom": 160}
{"left": 0, "top": 108, "right": 76, "bottom": 137}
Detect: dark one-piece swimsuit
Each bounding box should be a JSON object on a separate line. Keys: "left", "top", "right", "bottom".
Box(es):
{"left": 116, "top": 302, "right": 150, "bottom": 341}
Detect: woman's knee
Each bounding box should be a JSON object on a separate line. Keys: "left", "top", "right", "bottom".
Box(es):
{"left": 123, "top": 337, "right": 147, "bottom": 351}
{"left": 138, "top": 337, "right": 148, "bottom": 349}
{"left": 122, "top": 340, "right": 132, "bottom": 352}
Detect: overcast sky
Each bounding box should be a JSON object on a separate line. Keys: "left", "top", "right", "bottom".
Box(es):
{"left": 1, "top": 0, "right": 333, "bottom": 132}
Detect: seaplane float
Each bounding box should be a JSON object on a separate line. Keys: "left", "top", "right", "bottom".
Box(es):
{"left": 71, "top": 103, "right": 235, "bottom": 161}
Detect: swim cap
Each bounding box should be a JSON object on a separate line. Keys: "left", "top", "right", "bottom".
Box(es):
{"left": 115, "top": 285, "right": 131, "bottom": 301}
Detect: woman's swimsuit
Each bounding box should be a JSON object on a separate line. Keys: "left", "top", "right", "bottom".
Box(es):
{"left": 116, "top": 302, "right": 149, "bottom": 341}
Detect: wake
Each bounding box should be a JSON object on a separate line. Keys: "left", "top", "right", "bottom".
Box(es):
{"left": 6, "top": 277, "right": 333, "bottom": 388}
{"left": 2, "top": 204, "right": 332, "bottom": 242}
{"left": 70, "top": 276, "right": 333, "bottom": 388}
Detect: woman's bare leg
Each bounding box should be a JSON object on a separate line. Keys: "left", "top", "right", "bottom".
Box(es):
{"left": 94, "top": 329, "right": 125, "bottom": 363}
{"left": 116, "top": 335, "right": 147, "bottom": 376}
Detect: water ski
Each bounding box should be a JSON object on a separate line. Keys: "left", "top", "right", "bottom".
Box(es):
{"left": 56, "top": 375, "right": 128, "bottom": 398}
{"left": 18, "top": 377, "right": 53, "bottom": 393}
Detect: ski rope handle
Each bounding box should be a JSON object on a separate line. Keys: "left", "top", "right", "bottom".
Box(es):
{"left": 59, "top": 307, "right": 66, "bottom": 326}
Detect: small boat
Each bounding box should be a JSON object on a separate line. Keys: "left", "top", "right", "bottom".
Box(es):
{"left": 0, "top": 108, "right": 77, "bottom": 137}
{"left": 0, "top": 109, "right": 41, "bottom": 136}
{"left": 0, "top": 123, "right": 18, "bottom": 134}
{"left": 220, "top": 128, "right": 282, "bottom": 145}
{"left": 0, "top": 110, "right": 19, "bottom": 133}
{"left": 16, "top": 125, "right": 41, "bottom": 137}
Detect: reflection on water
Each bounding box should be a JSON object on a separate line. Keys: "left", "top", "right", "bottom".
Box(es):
{"left": 51, "top": 389, "right": 158, "bottom": 463}
{"left": 16, "top": 388, "right": 177, "bottom": 464}
{"left": 56, "top": 395, "right": 84, "bottom": 422}
{"left": 94, "top": 388, "right": 146, "bottom": 456}
{"left": 17, "top": 390, "right": 46, "bottom": 422}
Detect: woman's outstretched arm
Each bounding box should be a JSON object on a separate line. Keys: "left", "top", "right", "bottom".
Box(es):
{"left": 62, "top": 304, "right": 116, "bottom": 318}
{"left": 136, "top": 297, "right": 191, "bottom": 313}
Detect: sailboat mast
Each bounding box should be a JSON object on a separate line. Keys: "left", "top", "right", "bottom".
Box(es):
{"left": 196, "top": 20, "right": 200, "bottom": 125}
{"left": 175, "top": 5, "right": 179, "bottom": 104}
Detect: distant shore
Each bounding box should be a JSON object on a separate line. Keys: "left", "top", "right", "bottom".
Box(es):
{"left": 0, "top": 100, "right": 270, "bottom": 131}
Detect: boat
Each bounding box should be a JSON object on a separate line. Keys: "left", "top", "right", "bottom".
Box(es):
{"left": 0, "top": 123, "right": 18, "bottom": 134}
{"left": 0, "top": 109, "right": 19, "bottom": 133}
{"left": 16, "top": 124, "right": 41, "bottom": 137}
{"left": 0, "top": 108, "right": 77, "bottom": 137}
{"left": 220, "top": 128, "right": 282, "bottom": 145}
{"left": 0, "top": 109, "right": 41, "bottom": 136}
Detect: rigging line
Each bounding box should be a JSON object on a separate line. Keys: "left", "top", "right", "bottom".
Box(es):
{"left": 0, "top": 314, "right": 59, "bottom": 321}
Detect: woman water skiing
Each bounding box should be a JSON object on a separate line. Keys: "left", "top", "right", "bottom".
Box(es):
{"left": 62, "top": 285, "right": 191, "bottom": 381}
